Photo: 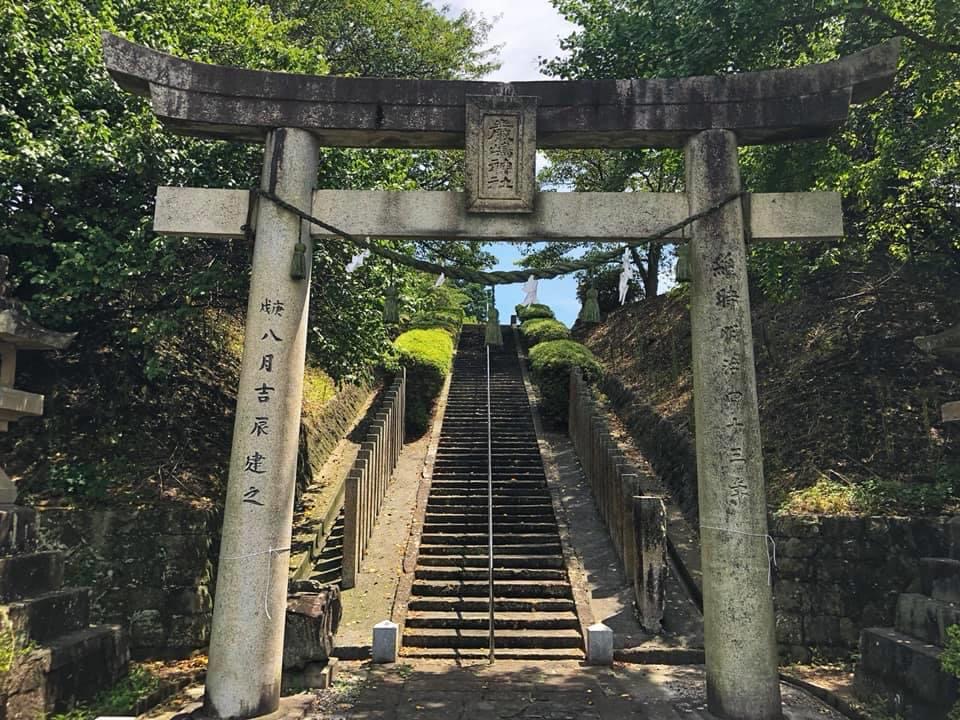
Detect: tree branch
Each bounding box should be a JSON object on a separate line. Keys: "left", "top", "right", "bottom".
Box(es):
{"left": 784, "top": 4, "right": 960, "bottom": 54}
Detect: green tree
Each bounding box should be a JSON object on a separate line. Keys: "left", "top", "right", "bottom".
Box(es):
{"left": 0, "top": 0, "right": 496, "bottom": 383}
{"left": 266, "top": 0, "right": 498, "bottom": 79}
{"left": 543, "top": 0, "right": 960, "bottom": 298}
{"left": 530, "top": 148, "right": 682, "bottom": 301}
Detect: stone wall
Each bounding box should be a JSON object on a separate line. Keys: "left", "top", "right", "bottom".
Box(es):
{"left": 37, "top": 501, "right": 217, "bottom": 660}
{"left": 771, "top": 514, "right": 948, "bottom": 662}
{"left": 598, "top": 374, "right": 700, "bottom": 525}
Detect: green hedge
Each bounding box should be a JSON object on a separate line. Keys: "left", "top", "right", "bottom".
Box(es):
{"left": 529, "top": 339, "right": 603, "bottom": 426}
{"left": 520, "top": 318, "right": 570, "bottom": 346}
{"left": 393, "top": 328, "right": 455, "bottom": 438}
{"left": 515, "top": 303, "right": 555, "bottom": 321}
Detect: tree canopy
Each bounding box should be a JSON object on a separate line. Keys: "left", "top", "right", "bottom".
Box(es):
{"left": 0, "top": 0, "right": 496, "bottom": 381}
{"left": 534, "top": 0, "right": 960, "bottom": 301}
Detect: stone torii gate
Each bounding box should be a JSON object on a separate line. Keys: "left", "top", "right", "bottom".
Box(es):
{"left": 103, "top": 33, "right": 899, "bottom": 720}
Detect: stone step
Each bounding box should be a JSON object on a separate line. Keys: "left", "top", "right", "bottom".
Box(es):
{"left": 422, "top": 522, "right": 557, "bottom": 534}
{"left": 405, "top": 611, "right": 579, "bottom": 631}
{"left": 919, "top": 558, "right": 960, "bottom": 603}
{"left": 895, "top": 593, "right": 960, "bottom": 646}
{"left": 442, "top": 415, "right": 533, "bottom": 421}
{"left": 4, "top": 624, "right": 128, "bottom": 718}
{"left": 6, "top": 588, "right": 91, "bottom": 643}
{"left": 429, "top": 479, "right": 547, "bottom": 488}
{"left": 433, "top": 460, "right": 545, "bottom": 469}
{"left": 435, "top": 456, "right": 541, "bottom": 463}
{"left": 414, "top": 567, "right": 567, "bottom": 582}
{"left": 0, "top": 550, "right": 64, "bottom": 602}
{"left": 424, "top": 506, "right": 553, "bottom": 516}
{"left": 400, "top": 646, "right": 585, "bottom": 661}
{"left": 403, "top": 627, "right": 582, "bottom": 649}
{"left": 856, "top": 627, "right": 958, "bottom": 709}
{"left": 429, "top": 473, "right": 547, "bottom": 481}
{"left": 416, "top": 554, "right": 565, "bottom": 569}
{"left": 411, "top": 580, "right": 572, "bottom": 599}
{"left": 419, "top": 543, "right": 562, "bottom": 557}
{"left": 408, "top": 597, "right": 577, "bottom": 614}
{"left": 437, "top": 443, "right": 538, "bottom": 451}
{"left": 420, "top": 533, "right": 559, "bottom": 546}
{"left": 427, "top": 496, "right": 551, "bottom": 507}
{"left": 428, "top": 487, "right": 550, "bottom": 498}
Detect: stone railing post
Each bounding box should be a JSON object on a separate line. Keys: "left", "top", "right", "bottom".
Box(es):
{"left": 338, "top": 374, "right": 406, "bottom": 592}
{"left": 634, "top": 495, "right": 666, "bottom": 634}
{"left": 342, "top": 468, "right": 361, "bottom": 590}
{"left": 685, "top": 129, "right": 781, "bottom": 718}
{"left": 620, "top": 474, "right": 640, "bottom": 579}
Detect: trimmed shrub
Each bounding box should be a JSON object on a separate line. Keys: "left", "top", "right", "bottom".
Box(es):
{"left": 529, "top": 339, "right": 603, "bottom": 426}
{"left": 393, "top": 328, "right": 455, "bottom": 438}
{"left": 515, "top": 303, "right": 555, "bottom": 321}
{"left": 520, "top": 318, "right": 570, "bottom": 346}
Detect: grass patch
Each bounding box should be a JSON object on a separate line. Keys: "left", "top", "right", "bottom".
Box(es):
{"left": 779, "top": 467, "right": 960, "bottom": 516}
{"left": 48, "top": 666, "right": 160, "bottom": 720}
{"left": 302, "top": 365, "right": 336, "bottom": 417}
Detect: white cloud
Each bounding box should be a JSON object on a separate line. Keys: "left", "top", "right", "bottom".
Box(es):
{"left": 432, "top": 0, "right": 576, "bottom": 81}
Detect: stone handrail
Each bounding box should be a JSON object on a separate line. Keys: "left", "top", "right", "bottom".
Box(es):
{"left": 569, "top": 368, "right": 667, "bottom": 632}
{"left": 341, "top": 369, "right": 406, "bottom": 589}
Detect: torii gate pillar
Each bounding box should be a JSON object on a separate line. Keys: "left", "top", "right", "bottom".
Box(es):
{"left": 686, "top": 129, "right": 781, "bottom": 718}
{"left": 204, "top": 128, "right": 319, "bottom": 719}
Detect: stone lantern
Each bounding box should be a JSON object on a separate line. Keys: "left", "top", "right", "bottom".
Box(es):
{"left": 0, "top": 255, "right": 76, "bottom": 506}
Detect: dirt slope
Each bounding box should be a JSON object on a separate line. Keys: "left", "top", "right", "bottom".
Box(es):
{"left": 578, "top": 262, "right": 960, "bottom": 514}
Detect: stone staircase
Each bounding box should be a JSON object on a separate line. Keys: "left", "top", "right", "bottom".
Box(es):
{"left": 308, "top": 509, "right": 345, "bottom": 587}
{"left": 0, "top": 505, "right": 128, "bottom": 719}
{"left": 402, "top": 326, "right": 583, "bottom": 659}
{"left": 855, "top": 556, "right": 960, "bottom": 718}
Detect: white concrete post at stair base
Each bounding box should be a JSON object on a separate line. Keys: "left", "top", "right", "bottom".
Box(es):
{"left": 587, "top": 623, "right": 614, "bottom": 665}
{"left": 372, "top": 620, "right": 399, "bottom": 663}
{"left": 204, "top": 128, "right": 320, "bottom": 720}
{"left": 685, "top": 129, "right": 782, "bottom": 719}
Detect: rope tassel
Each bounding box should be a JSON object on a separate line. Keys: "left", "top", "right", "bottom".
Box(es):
{"left": 290, "top": 241, "right": 308, "bottom": 280}
{"left": 384, "top": 285, "right": 400, "bottom": 325}
{"left": 675, "top": 244, "right": 691, "bottom": 283}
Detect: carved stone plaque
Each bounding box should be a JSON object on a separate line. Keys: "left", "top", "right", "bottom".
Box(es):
{"left": 465, "top": 95, "right": 537, "bottom": 213}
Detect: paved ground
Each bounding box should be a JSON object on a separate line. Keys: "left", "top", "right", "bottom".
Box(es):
{"left": 333, "top": 430, "right": 432, "bottom": 654}
{"left": 305, "top": 659, "right": 847, "bottom": 720}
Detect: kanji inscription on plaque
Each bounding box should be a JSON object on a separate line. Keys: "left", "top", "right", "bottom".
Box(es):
{"left": 465, "top": 95, "right": 537, "bottom": 213}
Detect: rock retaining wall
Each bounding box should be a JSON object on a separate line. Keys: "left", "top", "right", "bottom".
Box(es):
{"left": 771, "top": 514, "right": 948, "bottom": 662}
{"left": 37, "top": 502, "right": 217, "bottom": 659}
